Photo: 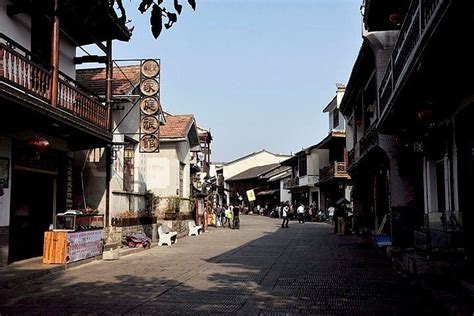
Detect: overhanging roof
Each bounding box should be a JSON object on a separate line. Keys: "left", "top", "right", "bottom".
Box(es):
{"left": 315, "top": 130, "right": 346, "bottom": 149}
{"left": 226, "top": 163, "right": 280, "bottom": 182}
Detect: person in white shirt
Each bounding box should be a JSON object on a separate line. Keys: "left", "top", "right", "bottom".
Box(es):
{"left": 281, "top": 203, "right": 289, "bottom": 228}
{"left": 297, "top": 204, "right": 305, "bottom": 223}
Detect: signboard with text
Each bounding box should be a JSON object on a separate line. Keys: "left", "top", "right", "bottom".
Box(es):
{"left": 139, "top": 59, "right": 161, "bottom": 153}
{"left": 67, "top": 230, "right": 103, "bottom": 263}
{"left": 246, "top": 189, "right": 256, "bottom": 202}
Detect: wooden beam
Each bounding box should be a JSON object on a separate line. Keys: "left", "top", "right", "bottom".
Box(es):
{"left": 74, "top": 55, "right": 108, "bottom": 64}
{"left": 93, "top": 39, "right": 108, "bottom": 54}
{"left": 50, "top": 0, "right": 60, "bottom": 107}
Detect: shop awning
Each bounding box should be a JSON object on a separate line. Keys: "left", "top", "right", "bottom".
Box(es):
{"left": 256, "top": 189, "right": 279, "bottom": 196}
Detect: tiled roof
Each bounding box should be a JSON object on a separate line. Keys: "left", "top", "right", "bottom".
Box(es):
{"left": 225, "top": 150, "right": 291, "bottom": 166}
{"left": 226, "top": 163, "right": 280, "bottom": 182}
{"left": 160, "top": 115, "right": 195, "bottom": 139}
{"left": 262, "top": 165, "right": 291, "bottom": 179}
{"left": 76, "top": 65, "right": 141, "bottom": 95}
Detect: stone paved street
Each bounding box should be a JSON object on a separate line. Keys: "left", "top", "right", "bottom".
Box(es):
{"left": 0, "top": 216, "right": 438, "bottom": 315}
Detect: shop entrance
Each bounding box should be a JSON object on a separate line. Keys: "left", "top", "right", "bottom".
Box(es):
{"left": 9, "top": 171, "right": 55, "bottom": 263}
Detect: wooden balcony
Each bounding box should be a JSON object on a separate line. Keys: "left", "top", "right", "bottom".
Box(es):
{"left": 378, "top": 0, "right": 445, "bottom": 115}
{"left": 359, "top": 128, "right": 379, "bottom": 155}
{"left": 320, "top": 161, "right": 350, "bottom": 182}
{"left": 0, "top": 34, "right": 110, "bottom": 131}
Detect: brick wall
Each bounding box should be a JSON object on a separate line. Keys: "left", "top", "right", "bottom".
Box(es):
{"left": 0, "top": 226, "right": 9, "bottom": 267}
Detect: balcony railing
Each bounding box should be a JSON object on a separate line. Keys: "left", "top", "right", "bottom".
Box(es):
{"left": 0, "top": 34, "right": 110, "bottom": 131}
{"left": 359, "top": 128, "right": 379, "bottom": 155}
{"left": 378, "top": 0, "right": 444, "bottom": 113}
{"left": 320, "top": 161, "right": 350, "bottom": 182}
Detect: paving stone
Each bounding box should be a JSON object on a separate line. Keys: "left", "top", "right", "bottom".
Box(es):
{"left": 0, "top": 216, "right": 441, "bottom": 314}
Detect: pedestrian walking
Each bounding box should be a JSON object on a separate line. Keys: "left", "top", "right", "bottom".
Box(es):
{"left": 297, "top": 203, "right": 305, "bottom": 223}
{"left": 225, "top": 206, "right": 234, "bottom": 228}
{"left": 233, "top": 206, "right": 240, "bottom": 229}
{"left": 216, "top": 205, "right": 224, "bottom": 227}
{"left": 281, "top": 203, "right": 289, "bottom": 228}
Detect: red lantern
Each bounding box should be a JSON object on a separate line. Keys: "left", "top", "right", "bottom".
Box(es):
{"left": 416, "top": 109, "right": 433, "bottom": 121}
{"left": 27, "top": 136, "right": 50, "bottom": 153}
{"left": 389, "top": 10, "right": 405, "bottom": 26}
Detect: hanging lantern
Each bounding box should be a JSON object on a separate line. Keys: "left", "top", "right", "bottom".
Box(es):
{"left": 389, "top": 10, "right": 405, "bottom": 26}
{"left": 416, "top": 109, "right": 433, "bottom": 121}
{"left": 27, "top": 136, "right": 50, "bottom": 159}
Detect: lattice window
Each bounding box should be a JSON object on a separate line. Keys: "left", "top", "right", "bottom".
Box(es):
{"left": 123, "top": 143, "right": 135, "bottom": 192}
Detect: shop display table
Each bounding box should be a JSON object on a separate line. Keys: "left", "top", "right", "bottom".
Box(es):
{"left": 43, "top": 213, "right": 104, "bottom": 264}
{"left": 43, "top": 229, "right": 103, "bottom": 264}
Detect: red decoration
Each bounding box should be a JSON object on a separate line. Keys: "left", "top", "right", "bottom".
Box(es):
{"left": 389, "top": 11, "right": 405, "bottom": 26}
{"left": 416, "top": 109, "right": 433, "bottom": 121}
{"left": 27, "top": 136, "right": 50, "bottom": 153}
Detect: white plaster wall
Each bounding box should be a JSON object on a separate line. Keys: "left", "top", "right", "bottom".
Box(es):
{"left": 345, "top": 123, "right": 354, "bottom": 151}
{"left": 176, "top": 141, "right": 191, "bottom": 199}
{"left": 146, "top": 144, "right": 178, "bottom": 197}
{"left": 0, "top": 136, "right": 12, "bottom": 226}
{"left": 59, "top": 35, "right": 76, "bottom": 79}
{"left": 334, "top": 112, "right": 345, "bottom": 131}
{"left": 223, "top": 151, "right": 289, "bottom": 179}
{"left": 307, "top": 152, "right": 318, "bottom": 175}
{"left": 307, "top": 149, "right": 329, "bottom": 175}
{"left": 336, "top": 88, "right": 345, "bottom": 107}
{"left": 329, "top": 111, "right": 346, "bottom": 132}
{"left": 280, "top": 178, "right": 291, "bottom": 203}
{"left": 0, "top": 0, "right": 31, "bottom": 50}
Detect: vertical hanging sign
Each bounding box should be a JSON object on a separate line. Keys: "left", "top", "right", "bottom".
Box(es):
{"left": 139, "top": 59, "right": 161, "bottom": 153}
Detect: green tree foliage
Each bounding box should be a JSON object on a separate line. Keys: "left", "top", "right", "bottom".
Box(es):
{"left": 115, "top": 0, "right": 197, "bottom": 39}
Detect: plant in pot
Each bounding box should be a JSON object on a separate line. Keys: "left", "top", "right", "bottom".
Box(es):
{"left": 167, "top": 196, "right": 182, "bottom": 220}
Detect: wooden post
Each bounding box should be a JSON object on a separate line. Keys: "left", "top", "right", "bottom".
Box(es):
{"left": 105, "top": 40, "right": 113, "bottom": 131}
{"left": 50, "top": 0, "right": 59, "bottom": 107}
{"left": 105, "top": 40, "right": 113, "bottom": 227}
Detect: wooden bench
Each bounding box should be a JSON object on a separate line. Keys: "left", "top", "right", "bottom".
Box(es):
{"left": 158, "top": 224, "right": 177, "bottom": 246}
{"left": 188, "top": 220, "right": 202, "bottom": 236}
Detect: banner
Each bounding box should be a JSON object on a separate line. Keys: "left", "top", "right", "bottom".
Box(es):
{"left": 67, "top": 230, "right": 103, "bottom": 263}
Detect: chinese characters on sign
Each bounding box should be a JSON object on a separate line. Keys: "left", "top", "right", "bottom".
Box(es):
{"left": 141, "top": 59, "right": 160, "bottom": 78}
{"left": 66, "top": 155, "right": 73, "bottom": 209}
{"left": 140, "top": 97, "right": 160, "bottom": 115}
{"left": 140, "top": 79, "right": 160, "bottom": 96}
{"left": 139, "top": 59, "right": 161, "bottom": 153}
{"left": 140, "top": 134, "right": 160, "bottom": 153}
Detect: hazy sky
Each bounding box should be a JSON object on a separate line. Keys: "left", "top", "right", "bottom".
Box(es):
{"left": 109, "top": 0, "right": 362, "bottom": 162}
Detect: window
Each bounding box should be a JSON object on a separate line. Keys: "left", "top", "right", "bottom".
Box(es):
{"left": 333, "top": 108, "right": 340, "bottom": 129}
{"left": 88, "top": 148, "right": 104, "bottom": 163}
{"left": 123, "top": 143, "right": 135, "bottom": 192}
{"left": 298, "top": 157, "right": 307, "bottom": 176}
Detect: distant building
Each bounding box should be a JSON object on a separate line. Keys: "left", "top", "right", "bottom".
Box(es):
{"left": 221, "top": 150, "right": 291, "bottom": 205}
{"left": 281, "top": 145, "right": 329, "bottom": 209}
{"left": 316, "top": 84, "right": 351, "bottom": 212}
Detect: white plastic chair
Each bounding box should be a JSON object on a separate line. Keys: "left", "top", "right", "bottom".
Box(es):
{"left": 158, "top": 224, "right": 178, "bottom": 246}
{"left": 188, "top": 220, "right": 202, "bottom": 236}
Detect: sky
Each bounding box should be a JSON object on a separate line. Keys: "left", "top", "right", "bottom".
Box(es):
{"left": 105, "top": 0, "right": 363, "bottom": 162}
